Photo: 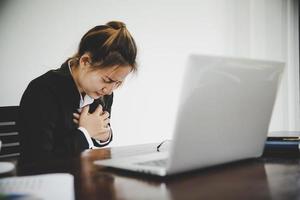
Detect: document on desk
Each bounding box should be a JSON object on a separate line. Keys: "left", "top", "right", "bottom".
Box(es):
{"left": 0, "top": 173, "right": 74, "bottom": 200}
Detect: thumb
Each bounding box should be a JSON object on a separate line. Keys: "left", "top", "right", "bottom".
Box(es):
{"left": 95, "top": 104, "right": 103, "bottom": 115}
{"left": 81, "top": 105, "right": 90, "bottom": 115}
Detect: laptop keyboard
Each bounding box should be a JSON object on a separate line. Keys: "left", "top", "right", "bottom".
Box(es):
{"left": 136, "top": 159, "right": 168, "bottom": 167}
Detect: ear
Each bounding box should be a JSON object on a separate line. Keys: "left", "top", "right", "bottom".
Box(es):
{"left": 79, "top": 53, "right": 92, "bottom": 68}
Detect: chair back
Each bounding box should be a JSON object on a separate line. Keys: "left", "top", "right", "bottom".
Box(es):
{"left": 0, "top": 106, "right": 20, "bottom": 161}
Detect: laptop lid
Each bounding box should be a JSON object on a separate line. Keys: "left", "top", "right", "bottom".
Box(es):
{"left": 167, "top": 54, "right": 284, "bottom": 174}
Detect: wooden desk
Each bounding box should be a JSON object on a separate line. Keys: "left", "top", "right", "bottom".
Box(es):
{"left": 15, "top": 143, "right": 300, "bottom": 200}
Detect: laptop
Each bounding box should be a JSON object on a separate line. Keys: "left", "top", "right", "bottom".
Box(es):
{"left": 94, "top": 54, "right": 285, "bottom": 176}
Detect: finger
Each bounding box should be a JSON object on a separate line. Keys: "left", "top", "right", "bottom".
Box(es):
{"left": 81, "top": 105, "right": 89, "bottom": 115}
{"left": 101, "top": 111, "right": 110, "bottom": 120}
{"left": 73, "top": 113, "right": 80, "bottom": 119}
{"left": 73, "top": 118, "right": 79, "bottom": 124}
{"left": 94, "top": 104, "right": 103, "bottom": 115}
{"left": 104, "top": 118, "right": 110, "bottom": 125}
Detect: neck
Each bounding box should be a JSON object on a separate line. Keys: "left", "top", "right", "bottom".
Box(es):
{"left": 68, "top": 60, "right": 84, "bottom": 94}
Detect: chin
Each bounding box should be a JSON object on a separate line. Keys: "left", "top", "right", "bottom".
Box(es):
{"left": 85, "top": 92, "right": 98, "bottom": 99}
{"left": 93, "top": 93, "right": 104, "bottom": 99}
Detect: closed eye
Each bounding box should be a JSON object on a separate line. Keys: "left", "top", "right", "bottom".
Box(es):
{"left": 104, "top": 76, "right": 123, "bottom": 85}
{"left": 102, "top": 78, "right": 114, "bottom": 83}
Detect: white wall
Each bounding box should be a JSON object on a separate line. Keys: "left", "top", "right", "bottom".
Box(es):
{"left": 0, "top": 0, "right": 298, "bottom": 146}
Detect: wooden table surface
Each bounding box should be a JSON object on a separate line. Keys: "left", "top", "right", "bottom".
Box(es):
{"left": 14, "top": 143, "right": 300, "bottom": 200}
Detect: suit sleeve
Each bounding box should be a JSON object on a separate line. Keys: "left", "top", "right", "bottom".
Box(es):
{"left": 19, "top": 81, "right": 89, "bottom": 163}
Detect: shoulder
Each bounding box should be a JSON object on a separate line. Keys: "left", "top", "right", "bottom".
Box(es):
{"left": 20, "top": 61, "right": 80, "bottom": 110}
{"left": 26, "top": 60, "right": 72, "bottom": 92}
{"left": 24, "top": 70, "right": 62, "bottom": 95}
{"left": 25, "top": 61, "right": 74, "bottom": 95}
{"left": 20, "top": 70, "right": 59, "bottom": 106}
{"left": 21, "top": 61, "right": 75, "bottom": 102}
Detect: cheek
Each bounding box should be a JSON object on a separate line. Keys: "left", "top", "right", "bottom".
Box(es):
{"left": 87, "top": 75, "right": 103, "bottom": 90}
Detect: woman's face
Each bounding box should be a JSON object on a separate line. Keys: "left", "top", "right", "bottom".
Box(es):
{"left": 76, "top": 56, "right": 132, "bottom": 99}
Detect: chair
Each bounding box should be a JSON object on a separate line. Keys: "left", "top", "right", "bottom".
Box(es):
{"left": 0, "top": 106, "right": 20, "bottom": 161}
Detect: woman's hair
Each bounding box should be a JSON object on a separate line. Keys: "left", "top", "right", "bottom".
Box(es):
{"left": 71, "top": 21, "right": 137, "bottom": 72}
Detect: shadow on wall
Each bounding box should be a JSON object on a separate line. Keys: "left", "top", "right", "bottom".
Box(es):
{"left": 0, "top": 1, "right": 10, "bottom": 16}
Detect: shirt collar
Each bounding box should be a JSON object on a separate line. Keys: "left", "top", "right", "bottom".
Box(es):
{"left": 67, "top": 60, "right": 94, "bottom": 109}
{"left": 80, "top": 94, "right": 94, "bottom": 109}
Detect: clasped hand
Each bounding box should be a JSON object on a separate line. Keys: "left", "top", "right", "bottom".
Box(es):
{"left": 73, "top": 105, "right": 110, "bottom": 141}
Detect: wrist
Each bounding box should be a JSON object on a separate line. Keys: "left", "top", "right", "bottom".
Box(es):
{"left": 78, "top": 127, "right": 94, "bottom": 149}
{"left": 100, "top": 131, "right": 110, "bottom": 142}
{"left": 98, "top": 129, "right": 111, "bottom": 142}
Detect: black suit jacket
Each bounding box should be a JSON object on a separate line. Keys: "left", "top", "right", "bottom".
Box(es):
{"left": 18, "top": 60, "right": 113, "bottom": 163}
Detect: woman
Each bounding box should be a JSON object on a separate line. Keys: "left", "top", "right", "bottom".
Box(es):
{"left": 18, "top": 21, "right": 137, "bottom": 163}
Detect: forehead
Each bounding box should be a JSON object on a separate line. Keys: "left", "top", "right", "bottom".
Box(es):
{"left": 96, "top": 65, "right": 132, "bottom": 80}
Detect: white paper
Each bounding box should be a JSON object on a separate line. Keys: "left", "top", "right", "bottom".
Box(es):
{"left": 0, "top": 173, "right": 74, "bottom": 200}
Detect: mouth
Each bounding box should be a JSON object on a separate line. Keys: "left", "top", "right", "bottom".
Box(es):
{"left": 96, "top": 91, "right": 104, "bottom": 97}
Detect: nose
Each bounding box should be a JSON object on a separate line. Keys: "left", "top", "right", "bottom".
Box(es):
{"left": 102, "top": 84, "right": 114, "bottom": 95}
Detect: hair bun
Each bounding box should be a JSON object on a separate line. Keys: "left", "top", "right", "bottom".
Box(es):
{"left": 106, "top": 21, "right": 126, "bottom": 30}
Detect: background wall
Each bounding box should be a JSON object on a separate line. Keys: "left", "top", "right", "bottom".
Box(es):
{"left": 0, "top": 0, "right": 298, "bottom": 146}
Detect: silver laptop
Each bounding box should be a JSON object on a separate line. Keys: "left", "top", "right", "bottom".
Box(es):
{"left": 94, "top": 54, "right": 285, "bottom": 176}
